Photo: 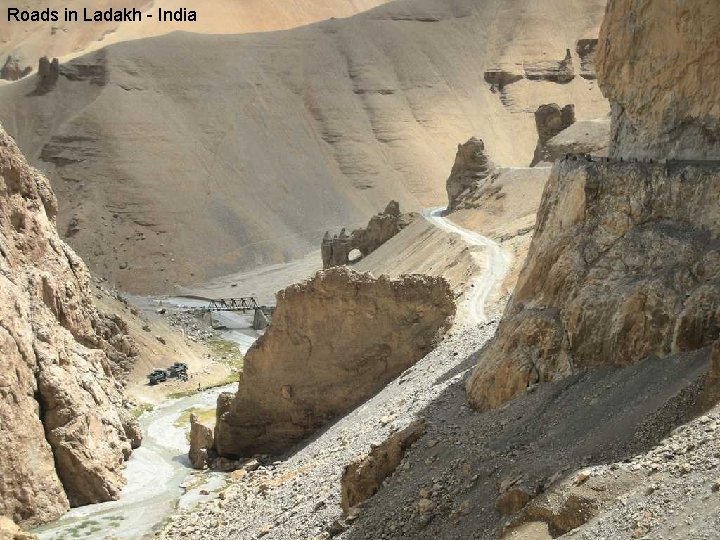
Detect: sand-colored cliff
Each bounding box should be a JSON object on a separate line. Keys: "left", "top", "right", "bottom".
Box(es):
{"left": 0, "top": 124, "right": 139, "bottom": 527}
{"left": 214, "top": 267, "right": 454, "bottom": 457}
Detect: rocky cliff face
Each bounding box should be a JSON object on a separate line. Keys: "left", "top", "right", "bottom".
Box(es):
{"left": 322, "top": 201, "right": 417, "bottom": 269}
{"left": 542, "top": 118, "right": 610, "bottom": 162}
{"left": 596, "top": 0, "right": 720, "bottom": 159}
{"left": 576, "top": 38, "right": 598, "bottom": 80}
{"left": 0, "top": 125, "right": 140, "bottom": 527}
{"left": 530, "top": 104, "right": 576, "bottom": 166}
{"left": 0, "top": 56, "right": 31, "bottom": 81}
{"left": 214, "top": 267, "right": 454, "bottom": 457}
{"left": 446, "top": 138, "right": 496, "bottom": 211}
{"left": 466, "top": 157, "right": 720, "bottom": 410}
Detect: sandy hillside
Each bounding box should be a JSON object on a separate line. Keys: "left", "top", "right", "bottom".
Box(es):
{"left": 0, "top": 0, "right": 609, "bottom": 294}
{"left": 0, "top": 0, "right": 394, "bottom": 64}
{"left": 183, "top": 217, "right": 479, "bottom": 305}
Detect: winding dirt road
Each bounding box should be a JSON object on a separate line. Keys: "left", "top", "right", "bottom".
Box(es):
{"left": 423, "top": 208, "right": 511, "bottom": 323}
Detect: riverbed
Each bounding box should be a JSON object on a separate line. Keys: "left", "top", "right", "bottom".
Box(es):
{"left": 33, "top": 296, "right": 259, "bottom": 540}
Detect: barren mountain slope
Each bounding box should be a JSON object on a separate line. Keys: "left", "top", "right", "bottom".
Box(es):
{"left": 0, "top": 0, "right": 393, "bottom": 65}
{"left": 0, "top": 0, "right": 608, "bottom": 293}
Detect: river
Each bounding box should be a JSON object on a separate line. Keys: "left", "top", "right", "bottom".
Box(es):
{"left": 33, "top": 296, "right": 259, "bottom": 540}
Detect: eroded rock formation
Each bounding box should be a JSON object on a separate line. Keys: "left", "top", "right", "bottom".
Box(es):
{"left": 530, "top": 104, "right": 576, "bottom": 166}
{"left": 483, "top": 69, "right": 523, "bottom": 92}
{"left": 524, "top": 49, "right": 575, "bottom": 84}
{"left": 446, "top": 138, "right": 496, "bottom": 211}
{"left": 596, "top": 0, "right": 720, "bottom": 159}
{"left": 0, "top": 516, "right": 36, "bottom": 540}
{"left": 36, "top": 56, "right": 59, "bottom": 94}
{"left": 0, "top": 56, "right": 31, "bottom": 81}
{"left": 576, "top": 39, "right": 598, "bottom": 80}
{"left": 542, "top": 118, "right": 610, "bottom": 161}
{"left": 321, "top": 202, "right": 416, "bottom": 269}
{"left": 341, "top": 420, "right": 425, "bottom": 513}
{"left": 0, "top": 124, "right": 140, "bottom": 527}
{"left": 189, "top": 414, "right": 215, "bottom": 470}
{"left": 467, "top": 158, "right": 720, "bottom": 411}
{"left": 214, "top": 267, "right": 454, "bottom": 456}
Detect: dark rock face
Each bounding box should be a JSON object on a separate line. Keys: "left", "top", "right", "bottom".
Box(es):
{"left": 214, "top": 268, "right": 454, "bottom": 457}
{"left": 467, "top": 158, "right": 720, "bottom": 411}
{"left": 446, "top": 137, "right": 495, "bottom": 211}
{"left": 531, "top": 104, "right": 576, "bottom": 166}
{"left": 36, "top": 56, "right": 59, "bottom": 93}
{"left": 576, "top": 39, "right": 598, "bottom": 80}
{"left": 321, "top": 201, "right": 416, "bottom": 269}
{"left": 596, "top": 0, "right": 720, "bottom": 160}
{"left": 0, "top": 56, "right": 31, "bottom": 81}
{"left": 321, "top": 228, "right": 353, "bottom": 269}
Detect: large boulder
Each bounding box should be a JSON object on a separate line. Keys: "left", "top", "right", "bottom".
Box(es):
{"left": 0, "top": 124, "right": 140, "bottom": 526}
{"left": 467, "top": 158, "right": 720, "bottom": 411}
{"left": 214, "top": 267, "right": 454, "bottom": 456}
{"left": 188, "top": 414, "right": 215, "bottom": 470}
{"left": 596, "top": 0, "right": 720, "bottom": 159}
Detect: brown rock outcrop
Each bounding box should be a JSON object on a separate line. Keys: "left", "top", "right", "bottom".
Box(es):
{"left": 508, "top": 472, "right": 640, "bottom": 537}
{"left": 189, "top": 414, "right": 215, "bottom": 470}
{"left": 530, "top": 104, "right": 576, "bottom": 166}
{"left": 575, "top": 39, "right": 598, "bottom": 80}
{"left": 542, "top": 119, "right": 610, "bottom": 162}
{"left": 341, "top": 420, "right": 425, "bottom": 513}
{"left": 0, "top": 517, "right": 36, "bottom": 540}
{"left": 524, "top": 49, "right": 575, "bottom": 84}
{"left": 0, "top": 124, "right": 140, "bottom": 527}
{"left": 322, "top": 228, "right": 352, "bottom": 269}
{"left": 446, "top": 138, "right": 496, "bottom": 211}
{"left": 321, "top": 202, "right": 416, "bottom": 269}
{"left": 467, "top": 158, "right": 720, "bottom": 411}
{"left": 36, "top": 56, "right": 59, "bottom": 94}
{"left": 0, "top": 56, "right": 31, "bottom": 81}
{"left": 214, "top": 267, "right": 454, "bottom": 457}
{"left": 596, "top": 0, "right": 720, "bottom": 160}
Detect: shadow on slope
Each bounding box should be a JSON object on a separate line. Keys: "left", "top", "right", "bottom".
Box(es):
{"left": 345, "top": 347, "right": 712, "bottom": 539}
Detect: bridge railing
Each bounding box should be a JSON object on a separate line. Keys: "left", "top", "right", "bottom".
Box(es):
{"left": 207, "top": 297, "right": 259, "bottom": 312}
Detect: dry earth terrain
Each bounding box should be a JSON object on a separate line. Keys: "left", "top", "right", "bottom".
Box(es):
{"left": 0, "top": 0, "right": 608, "bottom": 293}
{"left": 0, "top": 0, "right": 395, "bottom": 65}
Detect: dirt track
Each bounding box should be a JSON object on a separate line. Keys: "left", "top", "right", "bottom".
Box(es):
{"left": 159, "top": 210, "right": 510, "bottom": 539}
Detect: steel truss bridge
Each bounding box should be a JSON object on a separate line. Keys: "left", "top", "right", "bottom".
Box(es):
{"left": 205, "top": 297, "right": 259, "bottom": 313}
